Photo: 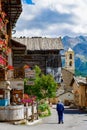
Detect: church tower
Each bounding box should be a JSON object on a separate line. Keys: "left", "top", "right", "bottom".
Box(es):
{"left": 65, "top": 48, "right": 75, "bottom": 74}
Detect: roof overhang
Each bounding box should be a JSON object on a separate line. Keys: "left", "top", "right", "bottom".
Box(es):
{"left": 71, "top": 76, "right": 87, "bottom": 87}
{"left": 12, "top": 37, "right": 64, "bottom": 51}
{"left": 11, "top": 39, "right": 26, "bottom": 48}
{"left": 2, "top": 0, "right": 22, "bottom": 28}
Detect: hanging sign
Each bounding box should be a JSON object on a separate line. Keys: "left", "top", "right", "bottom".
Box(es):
{"left": 26, "top": 81, "right": 34, "bottom": 85}
{"left": 25, "top": 69, "right": 35, "bottom": 78}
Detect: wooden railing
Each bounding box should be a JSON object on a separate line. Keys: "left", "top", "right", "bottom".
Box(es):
{"left": 24, "top": 102, "right": 38, "bottom": 121}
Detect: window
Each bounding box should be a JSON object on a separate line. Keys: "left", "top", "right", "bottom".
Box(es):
{"left": 69, "top": 61, "right": 72, "bottom": 66}
{"left": 69, "top": 54, "right": 72, "bottom": 59}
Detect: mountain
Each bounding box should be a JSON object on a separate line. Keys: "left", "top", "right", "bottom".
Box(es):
{"left": 62, "top": 35, "right": 87, "bottom": 76}
{"left": 62, "top": 35, "right": 86, "bottom": 49}
{"left": 73, "top": 42, "right": 87, "bottom": 57}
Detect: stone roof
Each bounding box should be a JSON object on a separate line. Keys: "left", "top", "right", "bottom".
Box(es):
{"left": 74, "top": 76, "right": 87, "bottom": 85}
{"left": 12, "top": 37, "right": 64, "bottom": 51}
{"left": 57, "top": 91, "right": 73, "bottom": 97}
{"left": 68, "top": 48, "right": 73, "bottom": 52}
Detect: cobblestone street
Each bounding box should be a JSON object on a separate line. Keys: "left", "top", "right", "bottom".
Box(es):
{"left": 0, "top": 106, "right": 87, "bottom": 130}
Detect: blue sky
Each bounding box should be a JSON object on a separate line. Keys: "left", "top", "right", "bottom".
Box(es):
{"left": 22, "top": 0, "right": 35, "bottom": 4}
{"left": 13, "top": 0, "right": 87, "bottom": 38}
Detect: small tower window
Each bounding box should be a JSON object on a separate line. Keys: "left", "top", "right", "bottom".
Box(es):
{"left": 69, "top": 54, "right": 72, "bottom": 59}
{"left": 69, "top": 61, "right": 72, "bottom": 66}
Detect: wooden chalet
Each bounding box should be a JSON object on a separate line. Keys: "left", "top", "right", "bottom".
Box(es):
{"left": 11, "top": 37, "right": 64, "bottom": 83}
{"left": 0, "top": 1, "right": 38, "bottom": 122}
{"left": 0, "top": 0, "right": 22, "bottom": 80}
{"left": 0, "top": 0, "right": 22, "bottom": 106}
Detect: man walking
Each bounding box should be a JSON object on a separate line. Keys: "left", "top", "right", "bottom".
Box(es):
{"left": 56, "top": 99, "right": 64, "bottom": 124}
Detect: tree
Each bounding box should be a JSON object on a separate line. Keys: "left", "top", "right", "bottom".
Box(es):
{"left": 24, "top": 65, "right": 58, "bottom": 100}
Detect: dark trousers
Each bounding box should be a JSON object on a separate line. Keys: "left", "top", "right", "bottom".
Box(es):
{"left": 57, "top": 111, "right": 63, "bottom": 123}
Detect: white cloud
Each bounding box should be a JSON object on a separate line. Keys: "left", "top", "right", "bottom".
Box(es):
{"left": 13, "top": 0, "right": 87, "bottom": 38}
{"left": 14, "top": 28, "right": 42, "bottom": 37}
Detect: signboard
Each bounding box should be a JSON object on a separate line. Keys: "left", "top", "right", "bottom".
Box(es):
{"left": 26, "top": 81, "right": 34, "bottom": 86}
{"left": 25, "top": 69, "right": 35, "bottom": 85}
{"left": 25, "top": 69, "right": 35, "bottom": 78}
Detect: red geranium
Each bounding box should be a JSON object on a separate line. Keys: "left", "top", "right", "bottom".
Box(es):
{"left": 7, "top": 65, "right": 14, "bottom": 70}
{"left": 21, "top": 94, "right": 37, "bottom": 105}
{"left": 23, "top": 65, "right": 30, "bottom": 69}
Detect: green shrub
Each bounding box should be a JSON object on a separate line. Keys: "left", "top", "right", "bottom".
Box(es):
{"left": 24, "top": 65, "right": 57, "bottom": 100}
{"left": 38, "top": 103, "right": 51, "bottom": 117}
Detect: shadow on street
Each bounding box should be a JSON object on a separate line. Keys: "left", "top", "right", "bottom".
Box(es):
{"left": 64, "top": 108, "right": 87, "bottom": 115}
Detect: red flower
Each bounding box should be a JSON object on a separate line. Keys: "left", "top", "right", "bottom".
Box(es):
{"left": 0, "top": 55, "right": 6, "bottom": 65}
{"left": 0, "top": 18, "right": 2, "bottom": 22}
{"left": 23, "top": 94, "right": 30, "bottom": 99}
{"left": 21, "top": 94, "right": 36, "bottom": 104}
{"left": 0, "top": 39, "right": 4, "bottom": 45}
{"left": 7, "top": 65, "right": 14, "bottom": 70}
{"left": 23, "top": 65, "right": 30, "bottom": 69}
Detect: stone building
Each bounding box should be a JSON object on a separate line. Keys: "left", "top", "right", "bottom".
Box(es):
{"left": 57, "top": 91, "right": 74, "bottom": 105}
{"left": 65, "top": 48, "right": 75, "bottom": 74}
{"left": 61, "top": 68, "right": 74, "bottom": 91}
{"left": 57, "top": 48, "right": 75, "bottom": 103}
{"left": 71, "top": 76, "right": 87, "bottom": 109}
{"left": 56, "top": 68, "right": 74, "bottom": 104}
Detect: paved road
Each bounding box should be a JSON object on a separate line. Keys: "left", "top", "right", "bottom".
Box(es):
{"left": 0, "top": 105, "right": 87, "bottom": 130}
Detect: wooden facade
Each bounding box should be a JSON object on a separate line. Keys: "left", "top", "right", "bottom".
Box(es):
{"left": 0, "top": 0, "right": 22, "bottom": 80}
{"left": 11, "top": 39, "right": 26, "bottom": 78}
{"left": 0, "top": 0, "right": 22, "bottom": 106}
{"left": 0, "top": 1, "right": 9, "bottom": 80}
{"left": 11, "top": 37, "right": 63, "bottom": 83}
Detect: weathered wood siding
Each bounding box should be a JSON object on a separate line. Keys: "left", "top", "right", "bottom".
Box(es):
{"left": 13, "top": 37, "right": 64, "bottom": 51}
{"left": 11, "top": 38, "right": 63, "bottom": 78}
{"left": 12, "top": 49, "right": 61, "bottom": 75}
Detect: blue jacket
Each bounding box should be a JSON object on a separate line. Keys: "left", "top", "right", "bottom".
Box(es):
{"left": 56, "top": 102, "right": 64, "bottom": 112}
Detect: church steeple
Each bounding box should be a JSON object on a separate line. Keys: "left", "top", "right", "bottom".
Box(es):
{"left": 65, "top": 48, "right": 75, "bottom": 74}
